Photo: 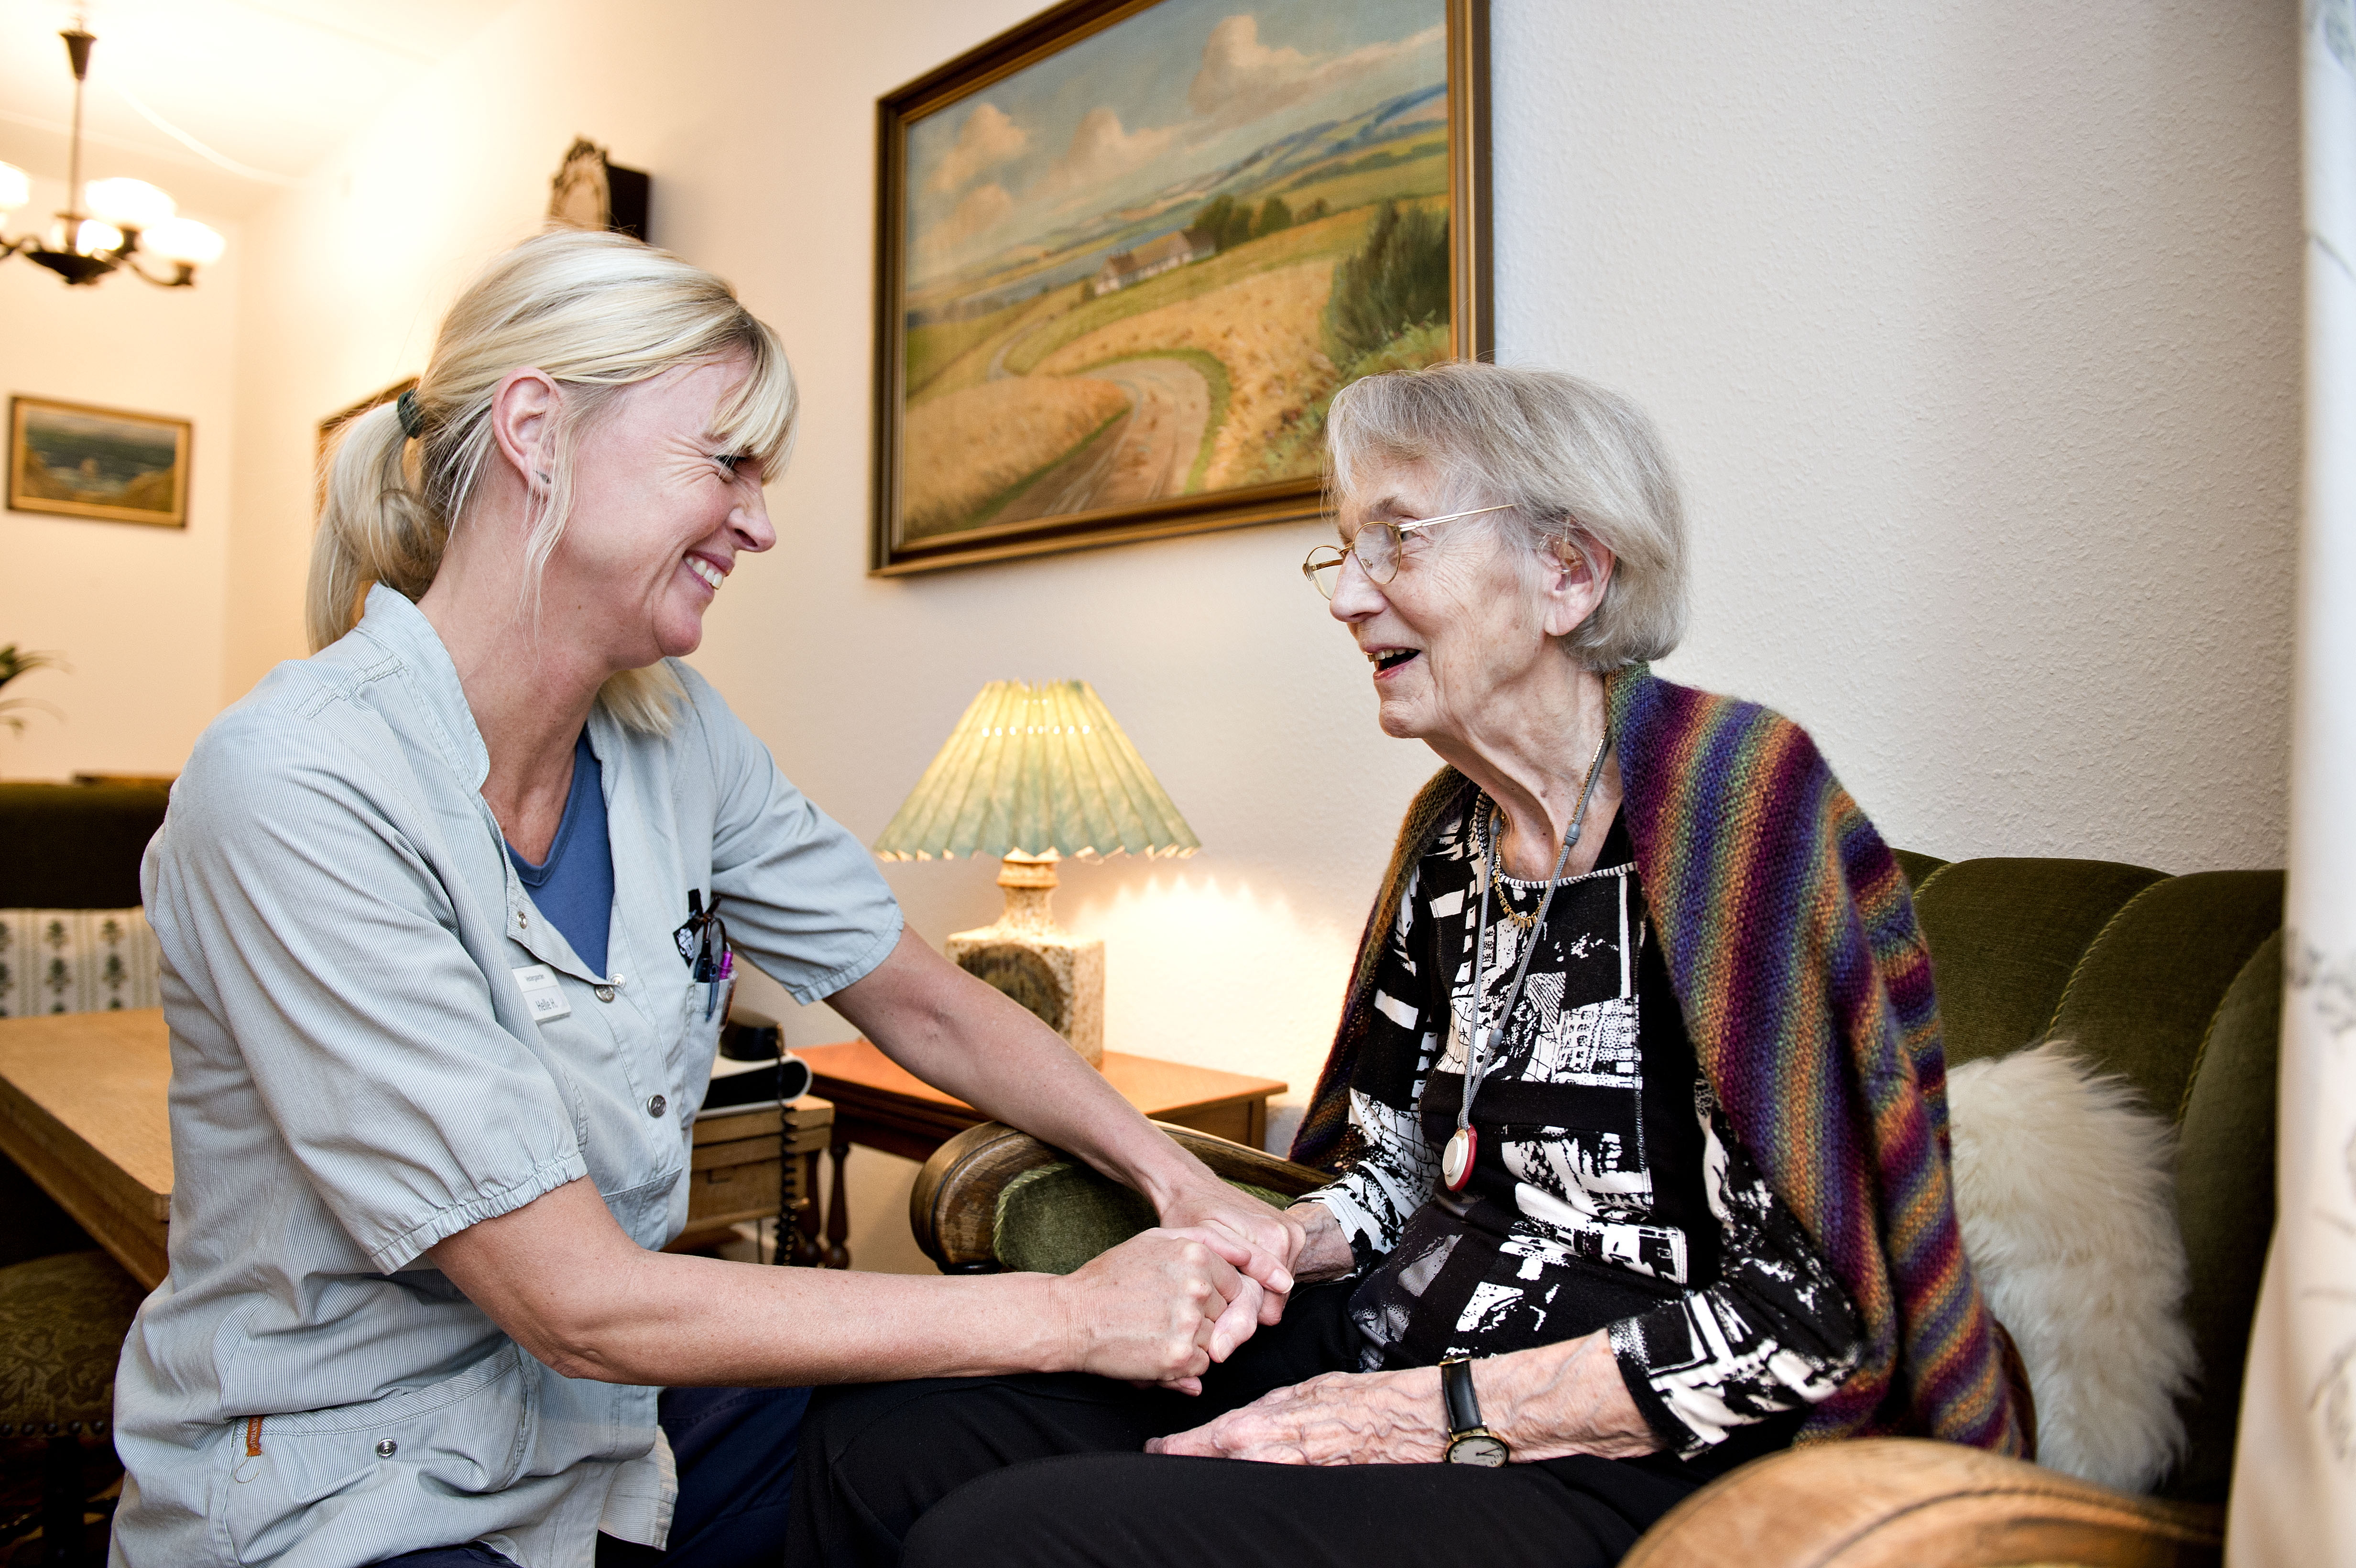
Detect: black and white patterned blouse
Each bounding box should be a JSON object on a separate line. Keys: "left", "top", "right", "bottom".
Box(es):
{"left": 1304, "top": 801, "right": 1866, "bottom": 1458}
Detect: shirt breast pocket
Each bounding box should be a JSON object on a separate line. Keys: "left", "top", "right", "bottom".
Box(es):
{"left": 223, "top": 1343, "right": 534, "bottom": 1562}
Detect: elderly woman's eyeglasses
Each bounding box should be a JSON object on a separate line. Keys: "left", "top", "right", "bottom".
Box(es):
{"left": 1300, "top": 503, "right": 1518, "bottom": 599}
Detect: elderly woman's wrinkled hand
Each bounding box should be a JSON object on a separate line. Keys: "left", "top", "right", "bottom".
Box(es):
{"left": 1050, "top": 1227, "right": 1259, "bottom": 1394}
{"left": 1146, "top": 1367, "right": 1449, "bottom": 1464}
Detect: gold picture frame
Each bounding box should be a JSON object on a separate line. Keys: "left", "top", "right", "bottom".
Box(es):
{"left": 872, "top": 0, "right": 1491, "bottom": 575}
{"left": 7, "top": 395, "right": 192, "bottom": 529}
{"left": 316, "top": 377, "right": 418, "bottom": 508}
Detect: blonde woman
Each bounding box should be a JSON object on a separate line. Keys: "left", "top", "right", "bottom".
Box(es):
{"left": 111, "top": 229, "right": 1300, "bottom": 1568}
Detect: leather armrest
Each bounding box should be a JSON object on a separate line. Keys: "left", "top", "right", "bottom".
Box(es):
{"left": 1622, "top": 1437, "right": 2222, "bottom": 1568}
{"left": 909, "top": 1120, "right": 1329, "bottom": 1271}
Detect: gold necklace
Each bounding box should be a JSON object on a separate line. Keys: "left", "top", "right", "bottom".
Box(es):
{"left": 1483, "top": 734, "right": 1612, "bottom": 932}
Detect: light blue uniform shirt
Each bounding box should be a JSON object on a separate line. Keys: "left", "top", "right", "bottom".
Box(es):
{"left": 111, "top": 586, "right": 903, "bottom": 1568}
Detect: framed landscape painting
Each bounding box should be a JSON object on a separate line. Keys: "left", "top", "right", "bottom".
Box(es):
{"left": 7, "top": 396, "right": 191, "bottom": 529}
{"left": 873, "top": 0, "right": 1490, "bottom": 574}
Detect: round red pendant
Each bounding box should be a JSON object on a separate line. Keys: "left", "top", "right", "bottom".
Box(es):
{"left": 1441, "top": 1127, "right": 1477, "bottom": 1192}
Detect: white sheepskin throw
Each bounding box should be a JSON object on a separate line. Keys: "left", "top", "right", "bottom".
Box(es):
{"left": 1946, "top": 1041, "right": 2197, "bottom": 1492}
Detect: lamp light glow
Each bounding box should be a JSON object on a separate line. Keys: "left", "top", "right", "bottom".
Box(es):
{"left": 84, "top": 176, "right": 174, "bottom": 230}
{"left": 144, "top": 216, "right": 224, "bottom": 266}
{"left": 0, "top": 163, "right": 27, "bottom": 216}
{"left": 66, "top": 218, "right": 123, "bottom": 255}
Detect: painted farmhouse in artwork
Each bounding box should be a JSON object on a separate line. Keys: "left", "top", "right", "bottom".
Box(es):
{"left": 1091, "top": 228, "right": 1216, "bottom": 296}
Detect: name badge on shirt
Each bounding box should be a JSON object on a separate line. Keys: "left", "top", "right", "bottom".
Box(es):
{"left": 512, "top": 964, "right": 572, "bottom": 1023}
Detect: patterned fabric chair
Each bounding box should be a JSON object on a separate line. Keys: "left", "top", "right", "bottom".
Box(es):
{"left": 912, "top": 851, "right": 2280, "bottom": 1567}
{"left": 0, "top": 1251, "right": 148, "bottom": 1562}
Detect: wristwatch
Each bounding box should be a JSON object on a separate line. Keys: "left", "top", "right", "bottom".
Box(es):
{"left": 1439, "top": 1355, "right": 1511, "bottom": 1466}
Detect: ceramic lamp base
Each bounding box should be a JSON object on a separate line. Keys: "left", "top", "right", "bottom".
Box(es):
{"left": 946, "top": 852, "right": 1105, "bottom": 1067}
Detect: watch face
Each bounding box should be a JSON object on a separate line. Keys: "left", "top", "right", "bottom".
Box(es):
{"left": 1446, "top": 1432, "right": 1510, "bottom": 1467}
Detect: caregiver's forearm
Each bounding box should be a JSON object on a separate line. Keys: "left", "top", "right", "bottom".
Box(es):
{"left": 428, "top": 1176, "right": 1238, "bottom": 1388}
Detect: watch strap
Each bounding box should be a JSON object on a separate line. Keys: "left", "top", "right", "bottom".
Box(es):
{"left": 1440, "top": 1355, "right": 1483, "bottom": 1436}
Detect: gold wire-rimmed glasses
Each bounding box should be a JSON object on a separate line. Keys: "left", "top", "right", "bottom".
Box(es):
{"left": 1300, "top": 502, "right": 1518, "bottom": 599}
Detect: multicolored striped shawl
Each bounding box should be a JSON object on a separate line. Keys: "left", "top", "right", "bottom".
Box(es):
{"left": 1291, "top": 663, "right": 2025, "bottom": 1454}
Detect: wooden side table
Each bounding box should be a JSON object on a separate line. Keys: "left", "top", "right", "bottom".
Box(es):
{"left": 794, "top": 1039, "right": 1287, "bottom": 1270}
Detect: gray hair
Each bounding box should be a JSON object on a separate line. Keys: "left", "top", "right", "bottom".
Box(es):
{"left": 1324, "top": 361, "right": 1688, "bottom": 671}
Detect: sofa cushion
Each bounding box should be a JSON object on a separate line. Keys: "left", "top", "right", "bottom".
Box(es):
{"left": 2167, "top": 931, "right": 2281, "bottom": 1503}
{"left": 2046, "top": 870, "right": 2285, "bottom": 1120}
{"left": 0, "top": 908, "right": 159, "bottom": 1018}
{"left": 1911, "top": 859, "right": 2168, "bottom": 1066}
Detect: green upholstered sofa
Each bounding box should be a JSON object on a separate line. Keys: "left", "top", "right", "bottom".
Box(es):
{"left": 911, "top": 851, "right": 2280, "bottom": 1566}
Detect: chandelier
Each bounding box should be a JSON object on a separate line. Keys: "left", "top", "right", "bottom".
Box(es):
{"left": 0, "top": 24, "right": 226, "bottom": 287}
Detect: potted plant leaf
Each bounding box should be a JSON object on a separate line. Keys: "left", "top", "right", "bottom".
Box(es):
{"left": 0, "top": 644, "right": 65, "bottom": 737}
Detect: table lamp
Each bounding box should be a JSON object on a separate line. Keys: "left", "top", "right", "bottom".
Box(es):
{"left": 873, "top": 680, "right": 1200, "bottom": 1067}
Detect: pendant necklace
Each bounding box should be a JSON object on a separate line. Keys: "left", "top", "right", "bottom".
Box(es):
{"left": 1440, "top": 729, "right": 1614, "bottom": 1195}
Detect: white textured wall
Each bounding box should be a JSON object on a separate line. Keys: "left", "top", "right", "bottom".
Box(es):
{"left": 1492, "top": 2, "right": 2301, "bottom": 871}
{"left": 0, "top": 176, "right": 240, "bottom": 782}
{"left": 207, "top": 0, "right": 2298, "bottom": 1265}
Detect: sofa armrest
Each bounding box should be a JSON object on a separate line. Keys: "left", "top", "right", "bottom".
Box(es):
{"left": 909, "top": 1120, "right": 1330, "bottom": 1271}
{"left": 1623, "top": 1437, "right": 2221, "bottom": 1568}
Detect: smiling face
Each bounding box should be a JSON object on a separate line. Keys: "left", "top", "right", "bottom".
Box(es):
{"left": 1329, "top": 459, "right": 1592, "bottom": 747}
{"left": 541, "top": 356, "right": 775, "bottom": 670}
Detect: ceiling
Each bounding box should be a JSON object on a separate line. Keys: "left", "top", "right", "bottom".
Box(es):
{"left": 0, "top": 0, "right": 524, "bottom": 221}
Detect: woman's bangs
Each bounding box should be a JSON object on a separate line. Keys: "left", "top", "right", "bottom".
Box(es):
{"left": 710, "top": 326, "right": 799, "bottom": 468}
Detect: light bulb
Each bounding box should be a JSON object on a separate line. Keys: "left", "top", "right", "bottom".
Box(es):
{"left": 66, "top": 218, "right": 124, "bottom": 254}
{"left": 0, "top": 162, "right": 27, "bottom": 216}
{"left": 144, "top": 216, "right": 224, "bottom": 266}
{"left": 84, "top": 177, "right": 175, "bottom": 231}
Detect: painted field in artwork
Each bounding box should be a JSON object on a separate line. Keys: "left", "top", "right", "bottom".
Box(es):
{"left": 899, "top": 0, "right": 1451, "bottom": 540}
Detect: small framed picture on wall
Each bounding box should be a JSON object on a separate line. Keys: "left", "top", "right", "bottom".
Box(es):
{"left": 7, "top": 395, "right": 192, "bottom": 529}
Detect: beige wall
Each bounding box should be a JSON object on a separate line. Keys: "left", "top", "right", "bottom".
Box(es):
{"left": 0, "top": 176, "right": 240, "bottom": 783}
{"left": 196, "top": 0, "right": 2302, "bottom": 1266}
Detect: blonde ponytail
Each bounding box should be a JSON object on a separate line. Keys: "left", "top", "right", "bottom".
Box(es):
{"left": 304, "top": 228, "right": 798, "bottom": 733}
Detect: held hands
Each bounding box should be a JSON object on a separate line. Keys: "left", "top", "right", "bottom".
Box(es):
{"left": 1049, "top": 1227, "right": 1263, "bottom": 1394}
{"left": 1152, "top": 1176, "right": 1308, "bottom": 1341}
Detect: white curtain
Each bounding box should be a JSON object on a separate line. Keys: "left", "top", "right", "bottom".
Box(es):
{"left": 2228, "top": 2, "right": 2356, "bottom": 1560}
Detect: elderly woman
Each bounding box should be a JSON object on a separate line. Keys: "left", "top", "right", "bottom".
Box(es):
{"left": 787, "top": 362, "right": 2025, "bottom": 1568}
{"left": 109, "top": 229, "right": 1298, "bottom": 1568}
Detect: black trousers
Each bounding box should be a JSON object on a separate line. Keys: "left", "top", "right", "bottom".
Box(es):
{"left": 786, "top": 1282, "right": 1782, "bottom": 1568}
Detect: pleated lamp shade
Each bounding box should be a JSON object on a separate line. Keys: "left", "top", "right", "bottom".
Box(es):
{"left": 872, "top": 681, "right": 1197, "bottom": 1067}
{"left": 873, "top": 680, "right": 1200, "bottom": 862}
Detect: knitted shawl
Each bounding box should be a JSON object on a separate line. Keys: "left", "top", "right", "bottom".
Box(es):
{"left": 1291, "top": 664, "right": 2025, "bottom": 1454}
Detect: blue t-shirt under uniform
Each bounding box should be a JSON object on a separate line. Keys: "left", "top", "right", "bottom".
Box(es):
{"left": 507, "top": 730, "right": 614, "bottom": 977}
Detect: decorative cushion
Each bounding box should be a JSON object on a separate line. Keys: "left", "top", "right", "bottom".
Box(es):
{"left": 0, "top": 907, "right": 159, "bottom": 1017}
{"left": 1948, "top": 1042, "right": 2196, "bottom": 1493}
{"left": 993, "top": 1163, "right": 1292, "bottom": 1276}
{"left": 0, "top": 1251, "right": 147, "bottom": 1432}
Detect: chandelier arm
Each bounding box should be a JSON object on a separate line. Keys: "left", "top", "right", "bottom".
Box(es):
{"left": 120, "top": 253, "right": 193, "bottom": 288}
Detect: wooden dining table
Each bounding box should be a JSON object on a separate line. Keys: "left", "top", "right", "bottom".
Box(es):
{"left": 0, "top": 1008, "right": 838, "bottom": 1288}
{"left": 0, "top": 1007, "right": 174, "bottom": 1288}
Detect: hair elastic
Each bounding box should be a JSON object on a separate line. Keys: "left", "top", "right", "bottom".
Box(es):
{"left": 395, "top": 388, "right": 425, "bottom": 440}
